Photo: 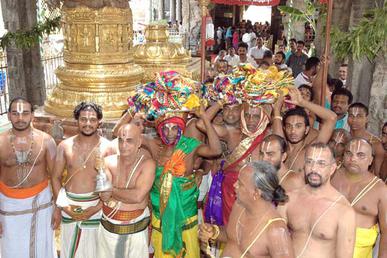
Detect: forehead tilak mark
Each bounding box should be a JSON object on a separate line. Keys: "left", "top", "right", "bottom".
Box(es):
{"left": 16, "top": 102, "right": 24, "bottom": 114}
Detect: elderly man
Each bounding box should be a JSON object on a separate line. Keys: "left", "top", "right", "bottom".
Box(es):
{"left": 278, "top": 143, "right": 356, "bottom": 258}
{"left": 199, "top": 161, "right": 294, "bottom": 258}
{"left": 332, "top": 138, "right": 387, "bottom": 258}
{"left": 0, "top": 97, "right": 57, "bottom": 258}
{"left": 97, "top": 124, "right": 156, "bottom": 257}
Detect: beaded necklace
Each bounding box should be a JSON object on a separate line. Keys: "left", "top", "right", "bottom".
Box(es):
{"left": 9, "top": 129, "right": 35, "bottom": 183}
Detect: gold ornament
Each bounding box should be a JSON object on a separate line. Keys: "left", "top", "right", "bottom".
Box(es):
{"left": 45, "top": 6, "right": 144, "bottom": 118}
{"left": 133, "top": 24, "right": 201, "bottom": 82}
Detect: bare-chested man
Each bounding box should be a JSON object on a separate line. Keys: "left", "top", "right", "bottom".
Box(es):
{"left": 51, "top": 102, "right": 115, "bottom": 258}
{"left": 200, "top": 101, "right": 272, "bottom": 225}
{"left": 347, "top": 103, "right": 384, "bottom": 177}
{"left": 97, "top": 124, "right": 156, "bottom": 257}
{"left": 278, "top": 143, "right": 356, "bottom": 258}
{"left": 0, "top": 97, "right": 57, "bottom": 258}
{"left": 331, "top": 138, "right": 387, "bottom": 258}
{"left": 273, "top": 88, "right": 337, "bottom": 173}
{"left": 199, "top": 161, "right": 294, "bottom": 258}
{"left": 328, "top": 128, "right": 351, "bottom": 167}
{"left": 260, "top": 134, "right": 304, "bottom": 191}
{"left": 116, "top": 104, "right": 221, "bottom": 257}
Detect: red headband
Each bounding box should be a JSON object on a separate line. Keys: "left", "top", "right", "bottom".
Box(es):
{"left": 156, "top": 117, "right": 186, "bottom": 136}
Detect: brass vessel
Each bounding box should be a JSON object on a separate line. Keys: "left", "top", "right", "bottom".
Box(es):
{"left": 45, "top": 6, "right": 144, "bottom": 118}
{"left": 133, "top": 24, "right": 201, "bottom": 82}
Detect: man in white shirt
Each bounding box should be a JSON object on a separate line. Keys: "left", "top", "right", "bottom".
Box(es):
{"left": 224, "top": 47, "right": 239, "bottom": 67}
{"left": 216, "top": 26, "right": 223, "bottom": 46}
{"left": 248, "top": 36, "right": 268, "bottom": 64}
{"left": 237, "top": 42, "right": 258, "bottom": 68}
{"left": 242, "top": 28, "right": 256, "bottom": 50}
{"left": 338, "top": 63, "right": 348, "bottom": 86}
{"left": 213, "top": 50, "right": 227, "bottom": 64}
{"left": 294, "top": 56, "right": 320, "bottom": 87}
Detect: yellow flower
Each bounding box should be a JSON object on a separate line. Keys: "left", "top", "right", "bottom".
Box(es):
{"left": 182, "top": 94, "right": 200, "bottom": 110}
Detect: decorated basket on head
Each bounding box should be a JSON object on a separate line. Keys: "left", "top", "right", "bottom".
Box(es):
{"left": 236, "top": 65, "right": 294, "bottom": 137}
{"left": 127, "top": 70, "right": 201, "bottom": 145}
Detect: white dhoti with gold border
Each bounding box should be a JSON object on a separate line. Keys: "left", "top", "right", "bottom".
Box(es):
{"left": 97, "top": 206, "right": 150, "bottom": 258}
{"left": 59, "top": 191, "right": 101, "bottom": 258}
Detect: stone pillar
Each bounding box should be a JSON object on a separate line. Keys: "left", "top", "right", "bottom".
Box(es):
{"left": 346, "top": 0, "right": 377, "bottom": 105}
{"left": 283, "top": 0, "right": 305, "bottom": 41}
{"left": 158, "top": 0, "right": 164, "bottom": 20}
{"left": 176, "top": 0, "right": 182, "bottom": 23}
{"left": 186, "top": 0, "right": 201, "bottom": 53}
{"left": 170, "top": 0, "right": 176, "bottom": 22}
{"left": 0, "top": 0, "right": 46, "bottom": 106}
{"left": 368, "top": 55, "right": 387, "bottom": 135}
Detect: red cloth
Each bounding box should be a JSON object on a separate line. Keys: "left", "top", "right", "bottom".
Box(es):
{"left": 156, "top": 116, "right": 186, "bottom": 137}
{"left": 221, "top": 128, "right": 268, "bottom": 224}
{"left": 320, "top": 0, "right": 328, "bottom": 3}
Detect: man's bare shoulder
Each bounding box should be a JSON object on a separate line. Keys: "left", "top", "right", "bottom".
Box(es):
{"left": 267, "top": 219, "right": 289, "bottom": 237}
{"left": 306, "top": 129, "right": 319, "bottom": 143}
{"left": 0, "top": 129, "right": 9, "bottom": 140}
{"left": 140, "top": 157, "right": 156, "bottom": 171}
{"left": 58, "top": 135, "right": 76, "bottom": 147}
{"left": 286, "top": 186, "right": 306, "bottom": 200}
{"left": 374, "top": 180, "right": 387, "bottom": 199}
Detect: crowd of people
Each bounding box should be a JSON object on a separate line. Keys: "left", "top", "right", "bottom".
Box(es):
{"left": 0, "top": 24, "right": 385, "bottom": 258}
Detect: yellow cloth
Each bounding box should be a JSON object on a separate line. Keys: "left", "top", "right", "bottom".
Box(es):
{"left": 353, "top": 225, "right": 378, "bottom": 258}
{"left": 151, "top": 214, "right": 199, "bottom": 258}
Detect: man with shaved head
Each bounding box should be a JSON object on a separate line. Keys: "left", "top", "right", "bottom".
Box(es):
{"left": 259, "top": 134, "right": 304, "bottom": 191}
{"left": 332, "top": 138, "right": 387, "bottom": 258}
{"left": 97, "top": 124, "right": 156, "bottom": 258}
{"left": 278, "top": 143, "right": 356, "bottom": 258}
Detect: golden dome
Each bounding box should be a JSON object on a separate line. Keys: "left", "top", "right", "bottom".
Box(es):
{"left": 133, "top": 24, "right": 191, "bottom": 65}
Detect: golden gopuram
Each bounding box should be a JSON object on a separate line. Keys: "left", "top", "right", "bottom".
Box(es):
{"left": 133, "top": 24, "right": 201, "bottom": 82}
{"left": 44, "top": 6, "right": 144, "bottom": 119}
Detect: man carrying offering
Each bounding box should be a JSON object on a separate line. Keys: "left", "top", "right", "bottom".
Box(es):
{"left": 97, "top": 124, "right": 156, "bottom": 257}
{"left": 123, "top": 71, "right": 222, "bottom": 257}
{"left": 51, "top": 102, "right": 115, "bottom": 258}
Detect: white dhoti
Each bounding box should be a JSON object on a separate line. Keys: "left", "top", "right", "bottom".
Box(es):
{"left": 59, "top": 191, "right": 101, "bottom": 258}
{"left": 97, "top": 207, "right": 150, "bottom": 258}
{"left": 0, "top": 183, "right": 56, "bottom": 258}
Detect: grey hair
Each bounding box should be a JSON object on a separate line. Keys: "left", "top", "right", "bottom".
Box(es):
{"left": 249, "top": 161, "right": 288, "bottom": 206}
